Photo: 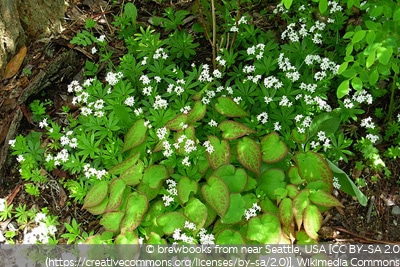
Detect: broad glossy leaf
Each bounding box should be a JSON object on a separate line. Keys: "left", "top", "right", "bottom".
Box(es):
{"left": 115, "top": 231, "right": 139, "bottom": 244}
{"left": 351, "top": 30, "right": 366, "bottom": 44}
{"left": 83, "top": 180, "right": 109, "bottom": 209}
{"left": 86, "top": 197, "right": 108, "bottom": 215}
{"left": 279, "top": 198, "right": 293, "bottom": 229}
{"left": 108, "top": 152, "right": 140, "bottom": 175}
{"left": 137, "top": 182, "right": 160, "bottom": 201}
{"left": 187, "top": 101, "right": 206, "bottom": 124}
{"left": 157, "top": 212, "right": 188, "bottom": 235}
{"left": 318, "top": 0, "right": 328, "bottom": 14}
{"left": 377, "top": 46, "right": 392, "bottom": 65}
{"left": 288, "top": 166, "right": 305, "bottom": 185}
{"left": 293, "top": 190, "right": 310, "bottom": 230}
{"left": 295, "top": 151, "right": 333, "bottom": 193}
{"left": 142, "top": 164, "right": 169, "bottom": 189}
{"left": 166, "top": 114, "right": 188, "bottom": 131}
{"left": 303, "top": 204, "right": 322, "bottom": 240}
{"left": 177, "top": 176, "right": 198, "bottom": 204}
{"left": 337, "top": 79, "right": 349, "bottom": 99}
{"left": 219, "top": 120, "right": 255, "bottom": 140}
{"left": 122, "top": 119, "right": 148, "bottom": 152}
{"left": 106, "top": 178, "right": 127, "bottom": 212}
{"left": 100, "top": 211, "right": 125, "bottom": 232}
{"left": 120, "top": 192, "right": 148, "bottom": 232}
{"left": 246, "top": 214, "right": 281, "bottom": 244}
{"left": 201, "top": 175, "right": 230, "bottom": 217}
{"left": 206, "top": 136, "right": 230, "bottom": 169}
{"left": 309, "top": 190, "right": 343, "bottom": 208}
{"left": 215, "top": 97, "right": 249, "bottom": 117}
{"left": 216, "top": 229, "right": 245, "bottom": 244}
{"left": 221, "top": 193, "right": 246, "bottom": 224}
{"left": 184, "top": 198, "right": 208, "bottom": 229}
{"left": 237, "top": 137, "right": 261, "bottom": 176}
{"left": 213, "top": 165, "right": 247, "bottom": 193}
{"left": 309, "top": 112, "right": 340, "bottom": 139}
{"left": 259, "top": 168, "right": 286, "bottom": 200}
{"left": 120, "top": 160, "right": 144, "bottom": 186}
{"left": 261, "top": 132, "right": 288, "bottom": 163}
{"left": 351, "top": 76, "right": 363, "bottom": 91}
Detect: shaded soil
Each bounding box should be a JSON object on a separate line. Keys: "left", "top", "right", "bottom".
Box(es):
{"left": 0, "top": 0, "right": 399, "bottom": 243}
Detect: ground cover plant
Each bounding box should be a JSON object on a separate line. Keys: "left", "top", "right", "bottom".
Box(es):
{"left": 1, "top": 0, "right": 399, "bottom": 244}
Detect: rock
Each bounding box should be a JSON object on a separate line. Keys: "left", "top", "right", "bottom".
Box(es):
{"left": 392, "top": 206, "right": 400, "bottom": 215}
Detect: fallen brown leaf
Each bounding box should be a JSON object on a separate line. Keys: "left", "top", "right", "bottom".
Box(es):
{"left": 4, "top": 46, "right": 28, "bottom": 79}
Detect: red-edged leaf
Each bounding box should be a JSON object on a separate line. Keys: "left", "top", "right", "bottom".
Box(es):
{"left": 237, "top": 137, "right": 261, "bottom": 176}
{"left": 303, "top": 204, "right": 322, "bottom": 240}
{"left": 201, "top": 175, "right": 230, "bottom": 217}
{"left": 215, "top": 97, "right": 249, "bottom": 117}
{"left": 206, "top": 136, "right": 230, "bottom": 169}
{"left": 309, "top": 190, "right": 343, "bottom": 208}
{"left": 219, "top": 120, "right": 255, "bottom": 140}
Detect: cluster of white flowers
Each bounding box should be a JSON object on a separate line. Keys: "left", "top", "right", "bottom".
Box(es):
{"left": 333, "top": 177, "right": 341, "bottom": 190}
{"left": 198, "top": 228, "right": 215, "bottom": 244}
{"left": 366, "top": 133, "right": 380, "bottom": 144}
{"left": 139, "top": 74, "right": 151, "bottom": 85}
{"left": 257, "top": 112, "right": 269, "bottom": 124}
{"left": 264, "top": 76, "right": 283, "bottom": 89}
{"left": 153, "top": 47, "right": 168, "bottom": 60}
{"left": 105, "top": 71, "right": 123, "bottom": 86}
{"left": 361, "top": 117, "right": 375, "bottom": 129}
{"left": 277, "top": 53, "right": 300, "bottom": 82}
{"left": 208, "top": 119, "right": 218, "bottom": 127}
{"left": 124, "top": 96, "right": 135, "bottom": 107}
{"left": 156, "top": 127, "right": 168, "bottom": 140}
{"left": 216, "top": 56, "right": 226, "bottom": 66}
{"left": 180, "top": 106, "right": 191, "bottom": 114}
{"left": 154, "top": 95, "right": 168, "bottom": 110}
{"left": 300, "top": 82, "right": 317, "bottom": 93}
{"left": 46, "top": 149, "right": 69, "bottom": 166}
{"left": 203, "top": 140, "right": 214, "bottom": 154}
{"left": 230, "top": 16, "right": 248, "bottom": 32}
{"left": 23, "top": 212, "right": 57, "bottom": 244}
{"left": 273, "top": 122, "right": 282, "bottom": 131}
{"left": 162, "top": 179, "right": 177, "bottom": 207}
{"left": 0, "top": 198, "right": 6, "bottom": 212}
{"left": 83, "top": 164, "right": 108, "bottom": 180}
{"left": 328, "top": 1, "right": 343, "bottom": 14}
{"left": 279, "top": 95, "right": 293, "bottom": 107}
{"left": 244, "top": 203, "right": 261, "bottom": 220}
{"left": 198, "top": 64, "right": 213, "bottom": 82}
{"left": 172, "top": 228, "right": 194, "bottom": 244}
{"left": 311, "top": 131, "right": 331, "bottom": 149}
{"left": 246, "top": 43, "right": 265, "bottom": 60}
{"left": 184, "top": 220, "right": 196, "bottom": 231}
{"left": 296, "top": 116, "right": 312, "bottom": 134}
{"left": 59, "top": 131, "right": 78, "bottom": 148}
{"left": 352, "top": 89, "right": 373, "bottom": 105}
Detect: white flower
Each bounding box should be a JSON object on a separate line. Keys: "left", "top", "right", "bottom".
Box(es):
{"left": 198, "top": 228, "right": 215, "bottom": 245}
{"left": 8, "top": 139, "right": 16, "bottom": 147}
{"left": 91, "top": 47, "right": 97, "bottom": 54}
{"left": 184, "top": 221, "right": 196, "bottom": 231}
{"left": 156, "top": 127, "right": 168, "bottom": 140}
{"left": 162, "top": 195, "right": 174, "bottom": 207}
{"left": 39, "top": 118, "right": 48, "bottom": 128}
{"left": 96, "top": 35, "right": 106, "bottom": 42}
{"left": 203, "top": 141, "right": 214, "bottom": 154}
{"left": 361, "top": 117, "right": 375, "bottom": 129}
{"left": 0, "top": 198, "right": 7, "bottom": 212}
{"left": 333, "top": 177, "right": 341, "bottom": 189}
{"left": 105, "top": 71, "right": 123, "bottom": 86}
{"left": 124, "top": 96, "right": 135, "bottom": 107}
{"left": 257, "top": 112, "right": 269, "bottom": 124}
{"left": 34, "top": 212, "right": 46, "bottom": 223}
{"left": 273, "top": 122, "right": 281, "bottom": 131}
{"left": 153, "top": 95, "right": 168, "bottom": 110}
{"left": 366, "top": 133, "right": 379, "bottom": 144}
{"left": 208, "top": 120, "right": 218, "bottom": 127}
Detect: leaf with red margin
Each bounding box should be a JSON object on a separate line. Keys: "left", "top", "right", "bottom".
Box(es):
{"left": 261, "top": 132, "right": 288, "bottom": 163}
{"left": 206, "top": 136, "right": 230, "bottom": 169}
{"left": 219, "top": 120, "right": 255, "bottom": 140}
{"left": 215, "top": 97, "right": 249, "bottom": 117}
{"left": 201, "top": 175, "right": 230, "bottom": 217}
{"left": 237, "top": 137, "right": 261, "bottom": 176}
{"left": 303, "top": 204, "right": 322, "bottom": 240}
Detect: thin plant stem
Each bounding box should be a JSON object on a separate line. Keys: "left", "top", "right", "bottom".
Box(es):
{"left": 211, "top": 0, "right": 217, "bottom": 69}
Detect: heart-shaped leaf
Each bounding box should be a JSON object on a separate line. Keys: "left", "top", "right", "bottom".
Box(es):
{"left": 184, "top": 198, "right": 208, "bottom": 229}
{"left": 213, "top": 165, "right": 247, "bottom": 193}
{"left": 206, "top": 136, "right": 230, "bottom": 169}
{"left": 166, "top": 114, "right": 188, "bottom": 131}
{"left": 120, "top": 192, "right": 148, "bottom": 232}
{"left": 100, "top": 211, "right": 125, "bottom": 232}
{"left": 237, "top": 137, "right": 261, "bottom": 176}
{"left": 261, "top": 132, "right": 288, "bottom": 163}
{"left": 108, "top": 152, "right": 140, "bottom": 175}
{"left": 246, "top": 214, "right": 281, "bottom": 244}
{"left": 260, "top": 196, "right": 278, "bottom": 214}
{"left": 293, "top": 189, "right": 310, "bottom": 230}
{"left": 295, "top": 151, "right": 333, "bottom": 193}
{"left": 303, "top": 204, "right": 322, "bottom": 240}
{"left": 137, "top": 182, "right": 161, "bottom": 201}
{"left": 215, "top": 97, "right": 249, "bottom": 117}
{"left": 106, "top": 178, "right": 127, "bottom": 212}
{"left": 83, "top": 180, "right": 109, "bottom": 209}
{"left": 219, "top": 120, "right": 255, "bottom": 140}
{"left": 259, "top": 168, "right": 286, "bottom": 200}
{"left": 201, "top": 175, "right": 230, "bottom": 217}
{"left": 278, "top": 197, "right": 293, "bottom": 229}
{"left": 187, "top": 101, "right": 206, "bottom": 124}
{"left": 122, "top": 119, "right": 148, "bottom": 152}
{"left": 157, "top": 212, "right": 188, "bottom": 235}
{"left": 86, "top": 197, "right": 109, "bottom": 215}
{"left": 177, "top": 176, "right": 198, "bottom": 204}
{"left": 120, "top": 160, "right": 144, "bottom": 186}
{"left": 216, "top": 229, "right": 245, "bottom": 244}
{"left": 142, "top": 165, "right": 169, "bottom": 189}
{"left": 221, "top": 193, "right": 246, "bottom": 224}
{"left": 309, "top": 190, "right": 343, "bottom": 208}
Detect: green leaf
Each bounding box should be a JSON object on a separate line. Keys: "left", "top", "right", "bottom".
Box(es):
{"left": 187, "top": 101, "right": 206, "bottom": 124}
{"left": 221, "top": 193, "right": 246, "bottom": 224}
{"left": 377, "top": 46, "right": 392, "bottom": 65}
{"left": 288, "top": 166, "right": 305, "bottom": 185}
{"left": 120, "top": 192, "right": 148, "bottom": 232}
{"left": 215, "top": 97, "right": 249, "bottom": 117}
{"left": 109, "top": 152, "right": 140, "bottom": 175}
{"left": 177, "top": 176, "right": 198, "bottom": 204}
{"left": 351, "top": 76, "right": 363, "bottom": 91}
{"left": 142, "top": 165, "right": 169, "bottom": 189}
{"left": 295, "top": 151, "right": 333, "bottom": 193}
{"left": 106, "top": 178, "right": 127, "bottom": 212}
{"left": 237, "top": 137, "right": 261, "bottom": 176}
{"left": 303, "top": 204, "right": 322, "bottom": 240}
{"left": 216, "top": 229, "right": 245, "bottom": 244}
{"left": 124, "top": 2, "right": 137, "bottom": 24}
{"left": 122, "top": 119, "right": 148, "bottom": 152}
{"left": 157, "top": 212, "right": 188, "bottom": 235}
{"left": 100, "top": 211, "right": 125, "bottom": 232}
{"left": 326, "top": 159, "right": 367, "bottom": 206}
{"left": 369, "top": 68, "right": 379, "bottom": 85}
{"left": 259, "top": 168, "right": 286, "bottom": 200}
{"left": 351, "top": 30, "right": 366, "bottom": 44}
{"left": 218, "top": 120, "right": 255, "bottom": 140}
{"left": 246, "top": 214, "right": 281, "bottom": 243}
{"left": 261, "top": 132, "right": 288, "bottom": 163}
{"left": 86, "top": 197, "right": 108, "bottom": 215}
{"left": 260, "top": 196, "right": 278, "bottom": 214}
{"left": 318, "top": 0, "right": 328, "bottom": 14}
{"left": 201, "top": 175, "right": 230, "bottom": 217}
{"left": 366, "top": 48, "right": 376, "bottom": 68}
{"left": 293, "top": 190, "right": 310, "bottom": 230}
{"left": 83, "top": 180, "right": 109, "bottom": 209}
{"left": 309, "top": 190, "right": 343, "bottom": 208}
{"left": 120, "top": 160, "right": 144, "bottom": 186}
{"left": 166, "top": 114, "right": 188, "bottom": 131}
{"left": 337, "top": 62, "right": 348, "bottom": 75}
{"left": 115, "top": 232, "right": 139, "bottom": 244}
{"left": 309, "top": 112, "right": 340, "bottom": 139}
{"left": 213, "top": 165, "right": 248, "bottom": 193}
{"left": 282, "top": 0, "right": 293, "bottom": 9}
{"left": 184, "top": 198, "right": 208, "bottom": 229}
{"left": 337, "top": 79, "right": 349, "bottom": 99}
{"left": 279, "top": 198, "right": 293, "bottom": 229}
{"left": 206, "top": 136, "right": 230, "bottom": 169}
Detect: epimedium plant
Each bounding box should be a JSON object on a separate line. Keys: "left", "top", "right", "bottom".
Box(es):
{"left": 8, "top": 0, "right": 370, "bottom": 244}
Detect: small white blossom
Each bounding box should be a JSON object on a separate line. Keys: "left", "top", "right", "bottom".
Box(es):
{"left": 124, "top": 96, "right": 135, "bottom": 107}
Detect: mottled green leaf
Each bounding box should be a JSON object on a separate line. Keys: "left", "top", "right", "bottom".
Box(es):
{"left": 120, "top": 192, "right": 148, "bottom": 232}
{"left": 100, "top": 211, "right": 125, "bottom": 232}
{"left": 108, "top": 152, "right": 140, "bottom": 175}
{"left": 157, "top": 212, "right": 188, "bottom": 235}
{"left": 83, "top": 180, "right": 109, "bottom": 209}
{"left": 279, "top": 198, "right": 293, "bottom": 229}
{"left": 237, "top": 137, "right": 261, "bottom": 176}
{"left": 106, "top": 178, "right": 127, "bottom": 212}
{"left": 261, "top": 132, "right": 288, "bottom": 163}
{"left": 303, "top": 204, "right": 322, "bottom": 240}
{"left": 201, "top": 175, "right": 230, "bottom": 217}
{"left": 187, "top": 101, "right": 206, "bottom": 124}
{"left": 213, "top": 165, "right": 247, "bottom": 193}
{"left": 216, "top": 229, "right": 245, "bottom": 244}
{"left": 184, "top": 198, "right": 208, "bottom": 229}
{"left": 215, "top": 97, "right": 249, "bottom": 117}
{"left": 221, "top": 193, "right": 246, "bottom": 224}
{"left": 177, "top": 176, "right": 198, "bottom": 204}
{"left": 259, "top": 168, "right": 286, "bottom": 200}
{"left": 219, "top": 120, "right": 255, "bottom": 140}
{"left": 293, "top": 190, "right": 310, "bottom": 230}
{"left": 122, "top": 119, "right": 148, "bottom": 152}
{"left": 142, "top": 165, "right": 169, "bottom": 189}
{"left": 120, "top": 160, "right": 144, "bottom": 186}
{"left": 206, "top": 136, "right": 230, "bottom": 169}
{"left": 246, "top": 214, "right": 281, "bottom": 243}
{"left": 166, "top": 114, "right": 188, "bottom": 131}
